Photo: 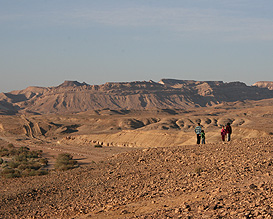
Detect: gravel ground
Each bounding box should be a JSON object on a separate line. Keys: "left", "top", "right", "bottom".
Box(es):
{"left": 1, "top": 136, "right": 273, "bottom": 218}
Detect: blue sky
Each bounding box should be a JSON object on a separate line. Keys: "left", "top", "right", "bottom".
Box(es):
{"left": 1, "top": 0, "right": 273, "bottom": 92}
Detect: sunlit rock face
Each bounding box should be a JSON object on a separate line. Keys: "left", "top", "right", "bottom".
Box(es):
{"left": 0, "top": 79, "right": 272, "bottom": 114}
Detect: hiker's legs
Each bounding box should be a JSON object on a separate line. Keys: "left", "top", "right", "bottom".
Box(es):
{"left": 227, "top": 133, "right": 231, "bottom": 141}
{"left": 197, "top": 134, "right": 201, "bottom": 144}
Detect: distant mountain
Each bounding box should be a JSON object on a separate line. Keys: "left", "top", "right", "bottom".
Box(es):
{"left": 0, "top": 79, "right": 272, "bottom": 114}
{"left": 57, "top": 80, "right": 89, "bottom": 88}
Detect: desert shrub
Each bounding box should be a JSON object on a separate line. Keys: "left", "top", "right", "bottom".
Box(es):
{"left": 21, "top": 169, "right": 31, "bottom": 177}
{"left": 8, "top": 161, "right": 20, "bottom": 169}
{"left": 1, "top": 168, "right": 21, "bottom": 178}
{"left": 0, "top": 158, "right": 3, "bottom": 164}
{"left": 26, "top": 150, "right": 40, "bottom": 159}
{"left": 29, "top": 162, "right": 42, "bottom": 170}
{"left": 35, "top": 169, "right": 48, "bottom": 176}
{"left": 7, "top": 143, "right": 15, "bottom": 149}
{"left": 9, "top": 149, "right": 18, "bottom": 156}
{"left": 18, "top": 146, "right": 30, "bottom": 153}
{"left": 39, "top": 158, "right": 48, "bottom": 166}
{"left": 0, "top": 148, "right": 9, "bottom": 156}
{"left": 194, "top": 167, "right": 203, "bottom": 175}
{"left": 94, "top": 144, "right": 102, "bottom": 148}
{"left": 1, "top": 167, "right": 15, "bottom": 174}
{"left": 55, "top": 153, "right": 78, "bottom": 171}
{"left": 21, "top": 168, "right": 48, "bottom": 177}
{"left": 18, "top": 163, "right": 29, "bottom": 170}
{"left": 0, "top": 145, "right": 48, "bottom": 178}
{"left": 28, "top": 169, "right": 38, "bottom": 176}
{"left": 14, "top": 153, "right": 28, "bottom": 162}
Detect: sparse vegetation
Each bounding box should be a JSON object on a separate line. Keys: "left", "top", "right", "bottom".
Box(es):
{"left": 94, "top": 144, "right": 103, "bottom": 148}
{"left": 54, "top": 153, "right": 78, "bottom": 171}
{"left": 194, "top": 167, "right": 203, "bottom": 175}
{"left": 0, "top": 145, "right": 48, "bottom": 178}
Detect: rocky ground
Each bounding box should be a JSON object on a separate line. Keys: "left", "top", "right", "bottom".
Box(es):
{"left": 1, "top": 136, "right": 273, "bottom": 218}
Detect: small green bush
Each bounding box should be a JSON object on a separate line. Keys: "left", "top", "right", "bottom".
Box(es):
{"left": 7, "top": 143, "right": 15, "bottom": 149}
{"left": 1, "top": 167, "right": 14, "bottom": 175}
{"left": 0, "top": 145, "right": 49, "bottom": 178}
{"left": 21, "top": 169, "right": 32, "bottom": 177}
{"left": 27, "top": 151, "right": 39, "bottom": 159}
{"left": 9, "top": 149, "right": 18, "bottom": 156}
{"left": 36, "top": 169, "right": 48, "bottom": 176}
{"left": 39, "top": 158, "right": 48, "bottom": 166}
{"left": 55, "top": 153, "right": 78, "bottom": 171}
{"left": 18, "top": 163, "right": 29, "bottom": 170}
{"left": 29, "top": 162, "right": 42, "bottom": 170}
{"left": 14, "top": 154, "right": 28, "bottom": 162}
{"left": 8, "top": 161, "right": 20, "bottom": 169}
{"left": 0, "top": 148, "right": 9, "bottom": 156}
{"left": 28, "top": 170, "right": 37, "bottom": 176}
{"left": 18, "top": 146, "right": 29, "bottom": 153}
{"left": 1, "top": 168, "right": 20, "bottom": 178}
{"left": 194, "top": 167, "right": 203, "bottom": 175}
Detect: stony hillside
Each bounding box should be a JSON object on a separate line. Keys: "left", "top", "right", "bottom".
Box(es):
{"left": 0, "top": 79, "right": 272, "bottom": 114}
{"left": 1, "top": 136, "right": 273, "bottom": 218}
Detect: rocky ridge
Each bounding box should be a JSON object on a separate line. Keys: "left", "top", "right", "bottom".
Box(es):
{"left": 0, "top": 79, "right": 272, "bottom": 114}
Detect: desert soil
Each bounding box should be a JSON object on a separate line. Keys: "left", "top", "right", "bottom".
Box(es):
{"left": 1, "top": 136, "right": 273, "bottom": 218}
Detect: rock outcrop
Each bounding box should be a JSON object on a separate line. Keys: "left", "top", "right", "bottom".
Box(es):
{"left": 253, "top": 81, "right": 273, "bottom": 90}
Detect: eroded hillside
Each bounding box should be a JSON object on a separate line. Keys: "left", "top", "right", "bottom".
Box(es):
{"left": 0, "top": 79, "right": 272, "bottom": 114}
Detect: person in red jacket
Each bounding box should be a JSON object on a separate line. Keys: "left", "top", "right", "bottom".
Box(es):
{"left": 225, "top": 123, "right": 232, "bottom": 142}
{"left": 221, "top": 126, "right": 226, "bottom": 141}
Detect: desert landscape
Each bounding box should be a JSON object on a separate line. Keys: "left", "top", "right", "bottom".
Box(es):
{"left": 0, "top": 79, "right": 273, "bottom": 218}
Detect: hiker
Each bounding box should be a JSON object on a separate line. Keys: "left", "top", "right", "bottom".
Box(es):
{"left": 226, "top": 122, "right": 232, "bottom": 142}
{"left": 195, "top": 122, "right": 202, "bottom": 144}
{"left": 221, "top": 126, "right": 226, "bottom": 141}
{"left": 201, "top": 130, "right": 205, "bottom": 144}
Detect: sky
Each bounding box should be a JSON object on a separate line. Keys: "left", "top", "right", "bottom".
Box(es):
{"left": 1, "top": 0, "right": 273, "bottom": 92}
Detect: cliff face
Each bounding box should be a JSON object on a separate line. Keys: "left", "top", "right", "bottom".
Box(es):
{"left": 253, "top": 81, "right": 273, "bottom": 90}
{"left": 0, "top": 79, "right": 272, "bottom": 114}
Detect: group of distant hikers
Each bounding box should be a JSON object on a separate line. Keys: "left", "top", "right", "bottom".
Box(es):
{"left": 194, "top": 122, "right": 232, "bottom": 144}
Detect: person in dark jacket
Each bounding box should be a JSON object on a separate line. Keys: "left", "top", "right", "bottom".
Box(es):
{"left": 226, "top": 123, "right": 232, "bottom": 142}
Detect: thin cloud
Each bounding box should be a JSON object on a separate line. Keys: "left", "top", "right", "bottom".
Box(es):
{"left": 65, "top": 6, "right": 273, "bottom": 41}
{"left": 1, "top": 5, "right": 273, "bottom": 41}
